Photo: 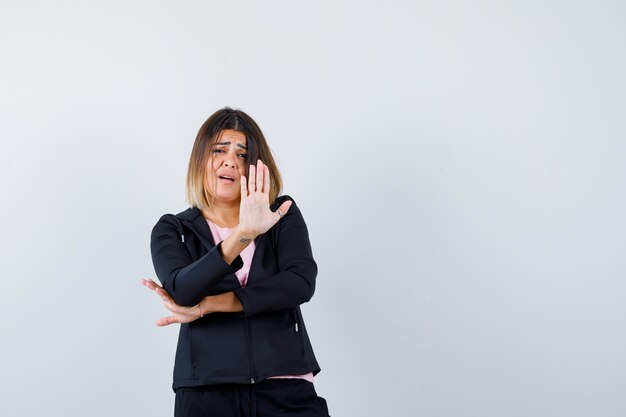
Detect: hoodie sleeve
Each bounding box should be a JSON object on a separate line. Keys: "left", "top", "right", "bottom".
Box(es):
{"left": 233, "top": 198, "right": 318, "bottom": 317}
{"left": 150, "top": 214, "right": 244, "bottom": 306}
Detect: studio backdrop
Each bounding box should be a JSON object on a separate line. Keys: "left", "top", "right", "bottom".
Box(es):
{"left": 1, "top": 1, "right": 625, "bottom": 416}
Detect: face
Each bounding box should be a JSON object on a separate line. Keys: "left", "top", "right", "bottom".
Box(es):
{"left": 206, "top": 129, "right": 249, "bottom": 204}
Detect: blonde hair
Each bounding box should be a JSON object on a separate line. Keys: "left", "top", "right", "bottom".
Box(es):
{"left": 185, "top": 107, "right": 283, "bottom": 211}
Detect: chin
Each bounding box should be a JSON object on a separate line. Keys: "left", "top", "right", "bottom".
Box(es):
{"left": 214, "top": 192, "right": 240, "bottom": 203}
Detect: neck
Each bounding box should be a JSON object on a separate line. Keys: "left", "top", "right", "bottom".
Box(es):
{"left": 201, "top": 200, "right": 240, "bottom": 228}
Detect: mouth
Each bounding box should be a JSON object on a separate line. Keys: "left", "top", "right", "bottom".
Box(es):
{"left": 218, "top": 175, "right": 236, "bottom": 183}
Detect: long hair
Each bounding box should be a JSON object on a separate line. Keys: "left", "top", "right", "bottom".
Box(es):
{"left": 184, "top": 107, "right": 283, "bottom": 210}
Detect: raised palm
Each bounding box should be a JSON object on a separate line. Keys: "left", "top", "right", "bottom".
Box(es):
{"left": 238, "top": 159, "right": 292, "bottom": 237}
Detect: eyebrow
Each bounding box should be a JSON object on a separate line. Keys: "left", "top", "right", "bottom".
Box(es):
{"left": 214, "top": 141, "right": 248, "bottom": 150}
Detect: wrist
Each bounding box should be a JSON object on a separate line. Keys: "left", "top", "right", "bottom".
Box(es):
{"left": 234, "top": 225, "right": 257, "bottom": 245}
{"left": 197, "top": 299, "right": 207, "bottom": 318}
{"left": 200, "top": 292, "right": 241, "bottom": 314}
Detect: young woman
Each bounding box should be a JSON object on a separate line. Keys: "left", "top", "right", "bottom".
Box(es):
{"left": 142, "top": 107, "right": 331, "bottom": 417}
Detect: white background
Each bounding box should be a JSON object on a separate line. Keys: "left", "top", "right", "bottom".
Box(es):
{"left": 1, "top": 1, "right": 625, "bottom": 416}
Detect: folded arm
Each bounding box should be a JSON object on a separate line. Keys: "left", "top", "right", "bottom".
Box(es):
{"left": 150, "top": 215, "right": 245, "bottom": 306}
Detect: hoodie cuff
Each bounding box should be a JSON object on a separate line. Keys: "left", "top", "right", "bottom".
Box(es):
{"left": 233, "top": 287, "right": 254, "bottom": 317}
{"left": 214, "top": 241, "right": 244, "bottom": 270}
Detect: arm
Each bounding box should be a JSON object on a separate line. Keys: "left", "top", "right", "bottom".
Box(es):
{"left": 199, "top": 291, "right": 243, "bottom": 315}
{"left": 150, "top": 214, "right": 247, "bottom": 306}
{"left": 232, "top": 199, "right": 318, "bottom": 317}
{"left": 142, "top": 278, "right": 243, "bottom": 325}
{"left": 150, "top": 161, "right": 291, "bottom": 307}
{"left": 146, "top": 200, "right": 312, "bottom": 317}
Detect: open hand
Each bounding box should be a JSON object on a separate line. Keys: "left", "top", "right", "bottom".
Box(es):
{"left": 141, "top": 278, "right": 200, "bottom": 326}
{"left": 239, "top": 159, "right": 292, "bottom": 237}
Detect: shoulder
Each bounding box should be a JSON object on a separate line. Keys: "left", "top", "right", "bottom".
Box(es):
{"left": 151, "top": 207, "right": 193, "bottom": 237}
{"left": 153, "top": 207, "right": 199, "bottom": 227}
{"left": 151, "top": 214, "right": 179, "bottom": 239}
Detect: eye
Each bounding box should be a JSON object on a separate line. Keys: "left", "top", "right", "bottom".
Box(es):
{"left": 212, "top": 149, "right": 225, "bottom": 153}
{"left": 238, "top": 153, "right": 248, "bottom": 159}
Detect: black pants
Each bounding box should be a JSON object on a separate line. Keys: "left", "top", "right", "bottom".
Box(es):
{"left": 174, "top": 378, "right": 331, "bottom": 417}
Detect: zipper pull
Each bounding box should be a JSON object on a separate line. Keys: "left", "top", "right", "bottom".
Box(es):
{"left": 291, "top": 308, "right": 299, "bottom": 332}
{"left": 181, "top": 234, "right": 185, "bottom": 243}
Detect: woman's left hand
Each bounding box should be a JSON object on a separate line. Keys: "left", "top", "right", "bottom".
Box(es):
{"left": 142, "top": 278, "right": 201, "bottom": 326}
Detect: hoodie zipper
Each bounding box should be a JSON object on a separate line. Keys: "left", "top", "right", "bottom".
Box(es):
{"left": 244, "top": 318, "right": 257, "bottom": 383}
{"left": 176, "top": 212, "right": 259, "bottom": 383}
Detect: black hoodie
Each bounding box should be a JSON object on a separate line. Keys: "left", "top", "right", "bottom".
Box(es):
{"left": 150, "top": 195, "right": 321, "bottom": 392}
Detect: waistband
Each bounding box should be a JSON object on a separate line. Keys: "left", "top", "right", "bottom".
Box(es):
{"left": 176, "top": 378, "right": 313, "bottom": 417}
{"left": 176, "top": 377, "right": 311, "bottom": 392}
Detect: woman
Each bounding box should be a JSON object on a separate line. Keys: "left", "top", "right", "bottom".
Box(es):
{"left": 142, "top": 107, "right": 331, "bottom": 417}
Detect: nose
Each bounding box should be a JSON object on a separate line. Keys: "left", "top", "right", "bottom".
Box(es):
{"left": 223, "top": 154, "right": 235, "bottom": 168}
{"left": 221, "top": 149, "right": 238, "bottom": 169}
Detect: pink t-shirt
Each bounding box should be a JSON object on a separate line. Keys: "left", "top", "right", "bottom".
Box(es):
{"left": 206, "top": 219, "right": 314, "bottom": 383}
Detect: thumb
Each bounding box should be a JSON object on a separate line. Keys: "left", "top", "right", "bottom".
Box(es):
{"left": 156, "top": 316, "right": 176, "bottom": 327}
{"left": 277, "top": 200, "right": 293, "bottom": 218}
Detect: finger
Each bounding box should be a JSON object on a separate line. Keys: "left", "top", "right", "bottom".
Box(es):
{"left": 162, "top": 301, "right": 178, "bottom": 313}
{"left": 278, "top": 200, "right": 293, "bottom": 216}
{"left": 143, "top": 279, "right": 160, "bottom": 292}
{"left": 154, "top": 286, "right": 169, "bottom": 299}
{"left": 156, "top": 316, "right": 177, "bottom": 327}
{"left": 240, "top": 175, "right": 247, "bottom": 199}
{"left": 161, "top": 296, "right": 173, "bottom": 307}
{"left": 144, "top": 278, "right": 163, "bottom": 291}
{"left": 256, "top": 160, "right": 263, "bottom": 194}
{"left": 160, "top": 296, "right": 183, "bottom": 313}
{"left": 248, "top": 163, "right": 256, "bottom": 193}
{"left": 263, "top": 164, "right": 270, "bottom": 194}
{"left": 155, "top": 287, "right": 169, "bottom": 298}
{"left": 159, "top": 293, "right": 180, "bottom": 313}
{"left": 274, "top": 200, "right": 291, "bottom": 224}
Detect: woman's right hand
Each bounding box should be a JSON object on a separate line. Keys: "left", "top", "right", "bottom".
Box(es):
{"left": 142, "top": 278, "right": 201, "bottom": 326}
{"left": 238, "top": 159, "right": 292, "bottom": 237}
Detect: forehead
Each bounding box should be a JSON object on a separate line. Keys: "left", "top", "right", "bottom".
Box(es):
{"left": 216, "top": 129, "right": 246, "bottom": 144}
